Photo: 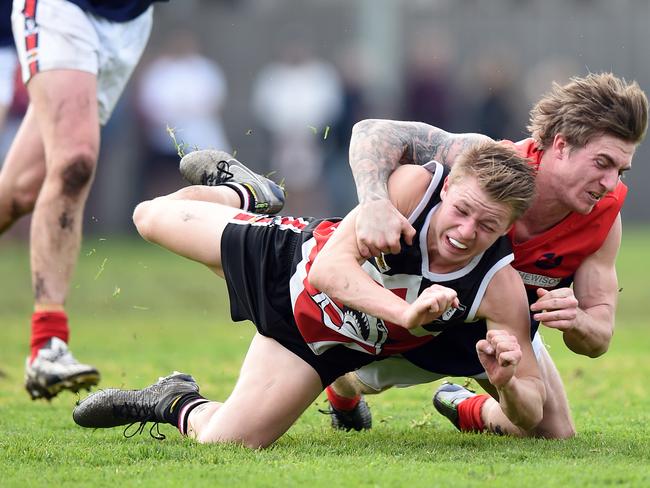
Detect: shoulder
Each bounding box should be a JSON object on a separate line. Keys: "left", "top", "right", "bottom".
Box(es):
{"left": 387, "top": 164, "right": 436, "bottom": 216}
{"left": 477, "top": 265, "right": 528, "bottom": 322}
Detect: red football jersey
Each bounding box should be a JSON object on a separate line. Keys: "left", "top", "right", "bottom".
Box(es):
{"left": 503, "top": 138, "right": 626, "bottom": 291}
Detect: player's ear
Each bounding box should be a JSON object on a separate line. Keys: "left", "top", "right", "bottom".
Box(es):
{"left": 552, "top": 133, "right": 568, "bottom": 160}
{"left": 502, "top": 223, "right": 514, "bottom": 236}
{"left": 440, "top": 176, "right": 450, "bottom": 199}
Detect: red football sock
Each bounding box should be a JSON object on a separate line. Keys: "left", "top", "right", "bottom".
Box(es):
{"left": 325, "top": 385, "right": 360, "bottom": 412}
{"left": 30, "top": 311, "right": 69, "bottom": 362}
{"left": 457, "top": 394, "right": 489, "bottom": 432}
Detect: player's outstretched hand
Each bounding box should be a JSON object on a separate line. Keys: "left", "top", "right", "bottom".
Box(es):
{"left": 355, "top": 200, "right": 416, "bottom": 258}
{"left": 401, "top": 285, "right": 459, "bottom": 330}
{"left": 530, "top": 287, "right": 579, "bottom": 332}
{"left": 476, "top": 330, "right": 522, "bottom": 388}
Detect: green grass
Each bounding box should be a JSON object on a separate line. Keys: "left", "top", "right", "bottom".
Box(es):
{"left": 1, "top": 229, "right": 649, "bottom": 487}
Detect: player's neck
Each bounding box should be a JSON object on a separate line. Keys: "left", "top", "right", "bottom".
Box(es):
{"left": 515, "top": 192, "right": 571, "bottom": 242}
{"left": 513, "top": 153, "right": 573, "bottom": 241}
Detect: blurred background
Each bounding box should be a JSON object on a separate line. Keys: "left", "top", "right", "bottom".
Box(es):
{"left": 1, "top": 0, "right": 649, "bottom": 235}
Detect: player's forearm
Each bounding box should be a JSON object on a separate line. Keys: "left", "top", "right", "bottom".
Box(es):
{"left": 497, "top": 376, "right": 545, "bottom": 432}
{"left": 308, "top": 254, "right": 408, "bottom": 326}
{"left": 349, "top": 120, "right": 409, "bottom": 204}
{"left": 349, "top": 119, "right": 491, "bottom": 205}
{"left": 563, "top": 306, "right": 614, "bottom": 357}
{"left": 349, "top": 119, "right": 450, "bottom": 204}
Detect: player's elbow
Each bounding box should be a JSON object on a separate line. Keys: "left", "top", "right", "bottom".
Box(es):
{"left": 307, "top": 255, "right": 333, "bottom": 294}
{"left": 569, "top": 328, "right": 612, "bottom": 358}
{"left": 586, "top": 342, "right": 610, "bottom": 358}
{"left": 351, "top": 118, "right": 376, "bottom": 137}
{"left": 592, "top": 327, "right": 614, "bottom": 357}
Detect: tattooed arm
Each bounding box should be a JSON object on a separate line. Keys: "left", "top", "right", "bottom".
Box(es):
{"left": 349, "top": 119, "right": 491, "bottom": 258}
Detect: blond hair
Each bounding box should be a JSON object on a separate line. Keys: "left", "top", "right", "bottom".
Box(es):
{"left": 528, "top": 72, "right": 648, "bottom": 150}
{"left": 449, "top": 141, "right": 535, "bottom": 221}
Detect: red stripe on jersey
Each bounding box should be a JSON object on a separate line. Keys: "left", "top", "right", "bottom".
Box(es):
{"left": 23, "top": 0, "right": 37, "bottom": 17}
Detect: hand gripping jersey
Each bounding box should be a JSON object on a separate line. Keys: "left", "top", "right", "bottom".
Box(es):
{"left": 289, "top": 162, "right": 514, "bottom": 357}
{"left": 505, "top": 138, "right": 627, "bottom": 308}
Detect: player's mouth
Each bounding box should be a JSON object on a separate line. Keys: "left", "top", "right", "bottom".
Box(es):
{"left": 446, "top": 235, "right": 468, "bottom": 251}
{"left": 587, "top": 191, "right": 603, "bottom": 203}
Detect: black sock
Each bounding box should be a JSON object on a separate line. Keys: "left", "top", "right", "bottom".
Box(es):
{"left": 164, "top": 392, "right": 209, "bottom": 434}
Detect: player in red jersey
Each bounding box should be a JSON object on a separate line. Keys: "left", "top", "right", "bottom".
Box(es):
{"left": 326, "top": 72, "right": 647, "bottom": 438}
{"left": 72, "top": 142, "right": 544, "bottom": 448}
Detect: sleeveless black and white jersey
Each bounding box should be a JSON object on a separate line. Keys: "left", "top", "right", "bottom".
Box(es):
{"left": 288, "top": 162, "right": 514, "bottom": 357}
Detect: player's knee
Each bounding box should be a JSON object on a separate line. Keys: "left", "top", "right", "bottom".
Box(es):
{"left": 59, "top": 153, "right": 96, "bottom": 198}
{"left": 8, "top": 189, "right": 38, "bottom": 219}
{"left": 173, "top": 185, "right": 204, "bottom": 200}
{"left": 132, "top": 200, "right": 155, "bottom": 239}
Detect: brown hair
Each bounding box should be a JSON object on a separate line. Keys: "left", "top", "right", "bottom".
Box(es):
{"left": 528, "top": 72, "right": 648, "bottom": 150}
{"left": 449, "top": 141, "right": 535, "bottom": 221}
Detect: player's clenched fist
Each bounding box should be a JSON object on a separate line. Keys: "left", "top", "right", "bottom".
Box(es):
{"left": 401, "top": 284, "right": 460, "bottom": 330}
{"left": 355, "top": 200, "right": 416, "bottom": 258}
{"left": 476, "top": 330, "right": 522, "bottom": 388}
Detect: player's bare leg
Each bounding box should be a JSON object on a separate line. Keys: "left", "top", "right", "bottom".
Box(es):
{"left": 0, "top": 105, "right": 46, "bottom": 232}
{"left": 21, "top": 70, "right": 101, "bottom": 399}
{"left": 185, "top": 333, "right": 323, "bottom": 447}
{"left": 73, "top": 333, "right": 323, "bottom": 448}
{"left": 133, "top": 187, "right": 243, "bottom": 274}
{"left": 322, "top": 372, "right": 376, "bottom": 431}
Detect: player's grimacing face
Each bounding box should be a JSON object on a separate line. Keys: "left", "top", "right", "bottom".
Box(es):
{"left": 556, "top": 134, "right": 635, "bottom": 214}
{"left": 431, "top": 176, "right": 513, "bottom": 269}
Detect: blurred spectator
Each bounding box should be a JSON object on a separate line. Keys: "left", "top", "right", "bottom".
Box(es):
{"left": 473, "top": 55, "right": 522, "bottom": 140}
{"left": 326, "top": 44, "right": 371, "bottom": 216}
{"left": 251, "top": 41, "right": 343, "bottom": 216}
{"left": 136, "top": 28, "right": 229, "bottom": 199}
{"left": 524, "top": 57, "right": 582, "bottom": 107}
{"left": 402, "top": 32, "right": 453, "bottom": 127}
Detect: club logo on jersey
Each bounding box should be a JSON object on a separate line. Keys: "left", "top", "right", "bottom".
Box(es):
{"left": 421, "top": 303, "right": 467, "bottom": 333}
{"left": 518, "top": 271, "right": 562, "bottom": 288}
{"left": 341, "top": 307, "right": 388, "bottom": 353}
{"left": 310, "top": 292, "right": 388, "bottom": 354}
{"left": 535, "top": 253, "right": 563, "bottom": 270}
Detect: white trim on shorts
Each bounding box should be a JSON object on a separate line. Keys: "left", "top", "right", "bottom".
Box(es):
{"left": 354, "top": 331, "right": 546, "bottom": 391}
{"left": 11, "top": 0, "right": 153, "bottom": 124}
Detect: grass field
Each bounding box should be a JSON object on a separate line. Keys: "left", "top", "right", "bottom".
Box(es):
{"left": 1, "top": 229, "right": 649, "bottom": 487}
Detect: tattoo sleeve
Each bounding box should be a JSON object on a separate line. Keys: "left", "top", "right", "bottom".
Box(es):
{"left": 348, "top": 119, "right": 492, "bottom": 204}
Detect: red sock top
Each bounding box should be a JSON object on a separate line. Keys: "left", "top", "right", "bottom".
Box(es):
{"left": 457, "top": 394, "right": 489, "bottom": 432}
{"left": 30, "top": 311, "right": 69, "bottom": 361}
{"left": 325, "top": 385, "right": 360, "bottom": 412}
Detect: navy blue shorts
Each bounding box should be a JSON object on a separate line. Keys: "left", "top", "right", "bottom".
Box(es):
{"left": 220, "top": 217, "right": 377, "bottom": 387}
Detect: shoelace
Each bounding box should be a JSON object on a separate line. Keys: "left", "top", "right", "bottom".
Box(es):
{"left": 114, "top": 401, "right": 165, "bottom": 441}
{"left": 123, "top": 421, "right": 165, "bottom": 440}
{"left": 201, "top": 160, "right": 233, "bottom": 185}
{"left": 317, "top": 405, "right": 354, "bottom": 420}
